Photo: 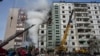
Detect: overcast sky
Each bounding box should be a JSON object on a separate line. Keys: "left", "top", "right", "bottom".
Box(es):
{"left": 0, "top": 0, "right": 100, "bottom": 40}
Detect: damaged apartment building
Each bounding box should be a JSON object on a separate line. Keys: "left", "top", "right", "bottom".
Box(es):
{"left": 38, "top": 2, "right": 100, "bottom": 52}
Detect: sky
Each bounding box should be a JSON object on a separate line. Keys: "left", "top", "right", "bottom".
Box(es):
{"left": 0, "top": 0, "right": 100, "bottom": 40}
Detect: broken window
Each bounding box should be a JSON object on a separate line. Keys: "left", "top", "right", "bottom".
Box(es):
{"left": 86, "top": 34, "right": 90, "bottom": 38}
{"left": 78, "top": 35, "right": 84, "bottom": 39}
{"left": 77, "top": 24, "right": 83, "bottom": 27}
{"left": 77, "top": 29, "right": 84, "bottom": 32}
{"left": 83, "top": 18, "right": 88, "bottom": 22}
{"left": 77, "top": 18, "right": 82, "bottom": 21}
{"left": 76, "top": 13, "right": 82, "bottom": 16}
{"left": 85, "top": 29, "right": 91, "bottom": 32}
{"left": 79, "top": 41, "right": 85, "bottom": 44}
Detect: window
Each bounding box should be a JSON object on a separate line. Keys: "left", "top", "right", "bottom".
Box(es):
{"left": 63, "top": 20, "right": 66, "bottom": 23}
{"left": 71, "top": 31, "right": 73, "bottom": 33}
{"left": 78, "top": 29, "right": 84, "bottom": 32}
{"left": 56, "top": 30, "right": 59, "bottom": 32}
{"left": 48, "top": 42, "right": 52, "bottom": 46}
{"left": 77, "top": 18, "right": 82, "bottom": 21}
{"left": 72, "top": 36, "right": 74, "bottom": 39}
{"left": 96, "top": 16, "right": 99, "bottom": 18}
{"left": 98, "top": 26, "right": 100, "bottom": 28}
{"left": 88, "top": 7, "right": 90, "bottom": 9}
{"left": 62, "top": 11, "right": 65, "bottom": 13}
{"left": 91, "top": 21, "right": 93, "bottom": 23}
{"left": 69, "top": 11, "right": 71, "bottom": 13}
{"left": 86, "top": 35, "right": 90, "bottom": 38}
{"left": 77, "top": 24, "right": 83, "bottom": 27}
{"left": 56, "top": 21, "right": 59, "bottom": 23}
{"left": 69, "top": 6, "right": 71, "bottom": 9}
{"left": 71, "top": 25, "right": 73, "bottom": 28}
{"left": 63, "top": 15, "right": 66, "bottom": 18}
{"left": 41, "top": 42, "right": 44, "bottom": 45}
{"left": 62, "top": 6, "right": 64, "bottom": 9}
{"left": 73, "top": 48, "right": 75, "bottom": 51}
{"left": 88, "top": 11, "right": 91, "bottom": 13}
{"left": 63, "top": 31, "right": 65, "bottom": 33}
{"left": 89, "top": 16, "right": 92, "bottom": 18}
{"left": 41, "top": 30, "right": 44, "bottom": 33}
{"left": 41, "top": 25, "right": 44, "bottom": 28}
{"left": 95, "top": 11, "right": 97, "bottom": 14}
{"left": 55, "top": 10, "right": 58, "bottom": 14}
{"left": 98, "top": 21, "right": 100, "bottom": 23}
{"left": 48, "top": 36, "right": 52, "bottom": 40}
{"left": 63, "top": 25, "right": 66, "bottom": 28}
{"left": 56, "top": 32, "right": 59, "bottom": 34}
{"left": 72, "top": 42, "right": 75, "bottom": 45}
{"left": 41, "top": 48, "right": 44, "bottom": 52}
{"left": 93, "top": 31, "right": 95, "bottom": 33}
{"left": 79, "top": 41, "right": 85, "bottom": 44}
{"left": 56, "top": 36, "right": 60, "bottom": 37}
{"left": 55, "top": 6, "right": 58, "bottom": 9}
{"left": 94, "top": 7, "right": 97, "bottom": 9}
{"left": 56, "top": 26, "right": 59, "bottom": 29}
{"left": 55, "top": 15, "right": 58, "bottom": 17}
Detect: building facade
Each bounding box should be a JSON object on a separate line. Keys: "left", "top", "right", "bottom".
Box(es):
{"left": 39, "top": 2, "right": 100, "bottom": 52}
{"left": 4, "top": 8, "right": 27, "bottom": 49}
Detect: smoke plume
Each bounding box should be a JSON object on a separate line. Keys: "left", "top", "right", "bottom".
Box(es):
{"left": 26, "top": 0, "right": 50, "bottom": 48}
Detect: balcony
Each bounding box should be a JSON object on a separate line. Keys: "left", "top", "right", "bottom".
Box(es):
{"left": 79, "top": 44, "right": 89, "bottom": 47}
{"left": 77, "top": 32, "right": 92, "bottom": 35}
{"left": 74, "top": 6, "right": 88, "bottom": 9}
{"left": 76, "top": 21, "right": 90, "bottom": 24}
{"left": 74, "top": 8, "right": 87, "bottom": 12}
{"left": 78, "top": 37, "right": 89, "bottom": 41}
{"left": 74, "top": 11, "right": 88, "bottom": 14}
{"left": 75, "top": 16, "right": 89, "bottom": 18}
{"left": 74, "top": 3, "right": 87, "bottom": 7}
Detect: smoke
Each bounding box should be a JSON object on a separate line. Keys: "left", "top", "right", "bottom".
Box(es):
{"left": 26, "top": 0, "right": 50, "bottom": 47}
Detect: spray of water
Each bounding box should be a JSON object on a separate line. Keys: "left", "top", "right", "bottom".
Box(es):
{"left": 26, "top": 0, "right": 50, "bottom": 48}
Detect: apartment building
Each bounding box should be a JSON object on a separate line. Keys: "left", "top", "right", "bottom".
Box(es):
{"left": 33, "top": 2, "right": 100, "bottom": 52}
{"left": 44, "top": 2, "right": 100, "bottom": 52}
{"left": 4, "top": 8, "right": 27, "bottom": 49}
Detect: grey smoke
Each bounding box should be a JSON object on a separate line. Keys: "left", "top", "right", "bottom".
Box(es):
{"left": 26, "top": 0, "right": 50, "bottom": 48}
